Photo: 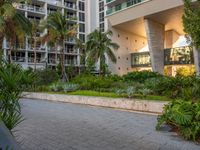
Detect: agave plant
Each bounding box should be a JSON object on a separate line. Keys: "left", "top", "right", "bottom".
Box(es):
{"left": 139, "top": 88, "right": 152, "bottom": 97}
{"left": 62, "top": 83, "right": 79, "bottom": 92}
{"left": 126, "top": 86, "right": 136, "bottom": 98}
{"left": 49, "top": 83, "right": 62, "bottom": 92}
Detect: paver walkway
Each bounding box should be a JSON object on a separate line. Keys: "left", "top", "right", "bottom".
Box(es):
{"left": 15, "top": 99, "right": 199, "bottom": 150}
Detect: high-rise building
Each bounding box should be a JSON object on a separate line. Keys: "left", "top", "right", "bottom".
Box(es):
{"left": 2, "top": 0, "right": 198, "bottom": 76}
{"left": 3, "top": 0, "right": 88, "bottom": 73}
{"left": 105, "top": 0, "right": 198, "bottom": 76}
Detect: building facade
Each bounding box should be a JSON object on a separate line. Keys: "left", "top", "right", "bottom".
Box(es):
{"left": 2, "top": 0, "right": 198, "bottom": 76}
{"left": 3, "top": 0, "right": 89, "bottom": 73}
{"left": 105, "top": 0, "right": 198, "bottom": 76}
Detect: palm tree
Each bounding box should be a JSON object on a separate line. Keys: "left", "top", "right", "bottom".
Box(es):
{"left": 75, "top": 38, "right": 85, "bottom": 74}
{"left": 86, "top": 29, "right": 119, "bottom": 76}
{"left": 0, "top": 0, "right": 32, "bottom": 62}
{"left": 42, "top": 11, "right": 77, "bottom": 82}
{"left": 30, "top": 20, "right": 41, "bottom": 71}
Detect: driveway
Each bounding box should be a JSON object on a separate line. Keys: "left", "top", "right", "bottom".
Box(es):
{"left": 15, "top": 99, "right": 199, "bottom": 150}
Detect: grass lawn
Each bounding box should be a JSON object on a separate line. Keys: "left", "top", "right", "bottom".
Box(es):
{"left": 47, "top": 90, "right": 171, "bottom": 101}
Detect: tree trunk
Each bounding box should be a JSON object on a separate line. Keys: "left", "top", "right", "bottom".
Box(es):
{"left": 0, "top": 35, "right": 4, "bottom": 61}
{"left": 33, "top": 38, "right": 37, "bottom": 71}
{"left": 193, "top": 46, "right": 200, "bottom": 75}
{"left": 99, "top": 58, "right": 101, "bottom": 76}
{"left": 61, "top": 41, "right": 68, "bottom": 82}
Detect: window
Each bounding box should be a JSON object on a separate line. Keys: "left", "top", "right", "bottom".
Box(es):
{"left": 79, "top": 34, "right": 85, "bottom": 42}
{"left": 99, "top": 12, "right": 104, "bottom": 22}
{"left": 99, "top": 1, "right": 104, "bottom": 12}
{"left": 100, "top": 23, "right": 104, "bottom": 32}
{"left": 79, "top": 23, "right": 85, "bottom": 32}
{"left": 79, "top": 1, "right": 85, "bottom": 11}
{"left": 79, "top": 12, "right": 85, "bottom": 22}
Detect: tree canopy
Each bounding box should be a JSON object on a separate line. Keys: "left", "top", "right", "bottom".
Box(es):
{"left": 183, "top": 0, "right": 200, "bottom": 49}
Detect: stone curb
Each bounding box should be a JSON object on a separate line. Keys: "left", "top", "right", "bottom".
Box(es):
{"left": 22, "top": 92, "right": 168, "bottom": 114}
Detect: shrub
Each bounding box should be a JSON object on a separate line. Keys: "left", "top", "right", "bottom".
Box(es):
{"left": 71, "top": 74, "right": 115, "bottom": 90}
{"left": 176, "top": 66, "right": 195, "bottom": 77}
{"left": 156, "top": 100, "right": 200, "bottom": 141}
{"left": 34, "top": 68, "right": 59, "bottom": 86}
{"left": 123, "top": 71, "right": 162, "bottom": 83}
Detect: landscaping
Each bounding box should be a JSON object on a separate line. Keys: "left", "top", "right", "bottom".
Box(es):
{"left": 0, "top": 0, "right": 200, "bottom": 146}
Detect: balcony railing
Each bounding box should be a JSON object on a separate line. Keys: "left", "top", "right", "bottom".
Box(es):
{"left": 17, "top": 4, "right": 45, "bottom": 14}
{"left": 11, "top": 56, "right": 26, "bottom": 63}
{"left": 106, "top": 0, "right": 146, "bottom": 15}
{"left": 131, "top": 51, "right": 151, "bottom": 67}
{"left": 64, "top": 3, "right": 77, "bottom": 10}
{"left": 27, "top": 5, "right": 45, "bottom": 13}
{"left": 106, "top": 0, "right": 115, "bottom": 3}
{"left": 131, "top": 46, "right": 194, "bottom": 68}
{"left": 164, "top": 46, "right": 194, "bottom": 65}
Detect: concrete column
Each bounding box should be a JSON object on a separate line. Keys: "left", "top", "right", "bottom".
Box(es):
{"left": 144, "top": 19, "right": 165, "bottom": 74}
{"left": 193, "top": 46, "right": 200, "bottom": 75}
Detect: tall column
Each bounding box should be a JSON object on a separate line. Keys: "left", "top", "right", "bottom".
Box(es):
{"left": 193, "top": 46, "right": 200, "bottom": 75}
{"left": 144, "top": 19, "right": 165, "bottom": 74}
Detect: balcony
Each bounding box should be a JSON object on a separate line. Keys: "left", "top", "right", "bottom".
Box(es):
{"left": 106, "top": 0, "right": 146, "bottom": 16}
{"left": 65, "top": 38, "right": 76, "bottom": 44}
{"left": 164, "top": 46, "right": 194, "bottom": 65}
{"left": 11, "top": 56, "right": 26, "bottom": 63}
{"left": 64, "top": 3, "right": 77, "bottom": 10}
{"left": 27, "top": 5, "right": 45, "bottom": 14}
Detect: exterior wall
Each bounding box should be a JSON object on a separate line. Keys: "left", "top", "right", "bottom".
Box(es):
{"left": 106, "top": 0, "right": 185, "bottom": 26}
{"left": 108, "top": 27, "right": 149, "bottom": 75}
{"left": 105, "top": 0, "right": 197, "bottom": 75}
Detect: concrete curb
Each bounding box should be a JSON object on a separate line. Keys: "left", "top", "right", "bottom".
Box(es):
{"left": 22, "top": 92, "right": 168, "bottom": 114}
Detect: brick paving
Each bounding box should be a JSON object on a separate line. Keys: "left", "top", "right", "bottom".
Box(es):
{"left": 15, "top": 99, "right": 199, "bottom": 150}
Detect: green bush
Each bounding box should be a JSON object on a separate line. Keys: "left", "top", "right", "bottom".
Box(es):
{"left": 123, "top": 71, "right": 162, "bottom": 83}
{"left": 145, "top": 76, "right": 200, "bottom": 100}
{"left": 71, "top": 74, "right": 115, "bottom": 90}
{"left": 34, "top": 68, "right": 59, "bottom": 86}
{"left": 156, "top": 100, "right": 200, "bottom": 141}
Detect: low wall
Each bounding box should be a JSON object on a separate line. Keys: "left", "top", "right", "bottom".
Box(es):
{"left": 22, "top": 92, "right": 168, "bottom": 114}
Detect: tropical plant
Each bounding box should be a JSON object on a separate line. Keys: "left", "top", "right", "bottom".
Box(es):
{"left": 86, "top": 29, "right": 119, "bottom": 76}
{"left": 41, "top": 11, "right": 77, "bottom": 81}
{"left": 0, "top": 61, "right": 34, "bottom": 131}
{"left": 183, "top": 0, "right": 200, "bottom": 49}
{"left": 30, "top": 20, "right": 41, "bottom": 71}
{"left": 0, "top": 0, "right": 32, "bottom": 62}
{"left": 34, "top": 68, "right": 59, "bottom": 86}
{"left": 156, "top": 100, "right": 200, "bottom": 141}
